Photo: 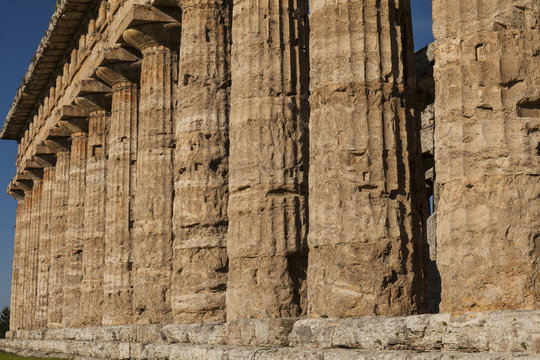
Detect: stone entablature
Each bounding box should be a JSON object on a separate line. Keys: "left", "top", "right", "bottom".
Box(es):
{"left": 1, "top": 0, "right": 538, "bottom": 358}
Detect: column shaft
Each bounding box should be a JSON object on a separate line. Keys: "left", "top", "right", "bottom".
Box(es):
{"left": 10, "top": 202, "right": 23, "bottom": 330}
{"left": 36, "top": 167, "right": 55, "bottom": 328}
{"left": 308, "top": 0, "right": 426, "bottom": 317}
{"left": 433, "top": 0, "right": 540, "bottom": 311}
{"left": 133, "top": 45, "right": 176, "bottom": 324}
{"left": 63, "top": 134, "right": 87, "bottom": 327}
{"left": 103, "top": 81, "right": 137, "bottom": 326}
{"left": 48, "top": 151, "right": 70, "bottom": 327}
{"left": 29, "top": 180, "right": 43, "bottom": 329}
{"left": 227, "top": 0, "right": 310, "bottom": 320}
{"left": 20, "top": 194, "right": 32, "bottom": 329}
{"left": 173, "top": 0, "right": 231, "bottom": 323}
{"left": 81, "top": 111, "right": 108, "bottom": 326}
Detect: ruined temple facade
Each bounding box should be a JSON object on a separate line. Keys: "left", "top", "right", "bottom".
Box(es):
{"left": 0, "top": 0, "right": 538, "bottom": 359}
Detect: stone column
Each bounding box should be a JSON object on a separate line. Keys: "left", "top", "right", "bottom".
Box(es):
{"left": 10, "top": 201, "right": 23, "bottom": 330}
{"left": 433, "top": 1, "right": 540, "bottom": 312}
{"left": 227, "top": 0, "right": 310, "bottom": 320}
{"left": 308, "top": 0, "right": 426, "bottom": 317}
{"left": 20, "top": 193, "right": 33, "bottom": 329}
{"left": 96, "top": 62, "right": 139, "bottom": 326}
{"left": 172, "top": 0, "right": 231, "bottom": 323}
{"left": 63, "top": 132, "right": 87, "bottom": 327}
{"left": 28, "top": 179, "right": 43, "bottom": 329}
{"left": 75, "top": 93, "right": 110, "bottom": 326}
{"left": 124, "top": 22, "right": 180, "bottom": 324}
{"left": 48, "top": 151, "right": 70, "bottom": 328}
{"left": 36, "top": 167, "right": 55, "bottom": 328}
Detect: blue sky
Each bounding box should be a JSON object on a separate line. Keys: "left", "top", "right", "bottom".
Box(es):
{"left": 0, "top": 1, "right": 433, "bottom": 310}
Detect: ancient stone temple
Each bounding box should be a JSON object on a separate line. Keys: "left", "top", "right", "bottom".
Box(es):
{"left": 0, "top": 0, "right": 538, "bottom": 359}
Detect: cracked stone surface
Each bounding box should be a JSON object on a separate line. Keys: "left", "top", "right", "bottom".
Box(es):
{"left": 433, "top": 0, "right": 540, "bottom": 313}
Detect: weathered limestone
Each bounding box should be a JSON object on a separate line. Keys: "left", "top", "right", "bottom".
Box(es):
{"left": 123, "top": 22, "right": 180, "bottom": 325}
{"left": 2, "top": 310, "right": 540, "bottom": 359}
{"left": 36, "top": 167, "right": 55, "bottom": 328}
{"left": 433, "top": 0, "right": 540, "bottom": 312}
{"left": 20, "top": 193, "right": 33, "bottom": 330}
{"left": 28, "top": 180, "right": 43, "bottom": 329}
{"left": 47, "top": 151, "right": 70, "bottom": 328}
{"left": 62, "top": 133, "right": 87, "bottom": 327}
{"left": 227, "top": 0, "right": 310, "bottom": 320}
{"left": 2, "top": 0, "right": 539, "bottom": 358}
{"left": 9, "top": 202, "right": 23, "bottom": 331}
{"left": 172, "top": 0, "right": 231, "bottom": 323}
{"left": 308, "top": 0, "right": 426, "bottom": 317}
{"left": 77, "top": 101, "right": 109, "bottom": 326}
{"left": 96, "top": 61, "right": 139, "bottom": 326}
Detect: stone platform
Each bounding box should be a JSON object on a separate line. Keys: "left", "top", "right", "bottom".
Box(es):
{"left": 1, "top": 310, "right": 538, "bottom": 359}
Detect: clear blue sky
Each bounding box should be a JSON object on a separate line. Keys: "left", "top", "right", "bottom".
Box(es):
{"left": 0, "top": 1, "right": 434, "bottom": 310}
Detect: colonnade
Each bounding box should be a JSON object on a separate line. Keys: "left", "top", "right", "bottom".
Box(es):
{"left": 6, "top": 0, "right": 538, "bottom": 332}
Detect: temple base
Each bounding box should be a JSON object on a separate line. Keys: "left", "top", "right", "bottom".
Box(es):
{"left": 2, "top": 311, "right": 538, "bottom": 359}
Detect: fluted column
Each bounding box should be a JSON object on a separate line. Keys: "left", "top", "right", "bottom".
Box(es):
{"left": 29, "top": 179, "right": 43, "bottom": 329}
{"left": 96, "top": 62, "right": 139, "bottom": 326}
{"left": 20, "top": 192, "right": 32, "bottom": 329}
{"left": 36, "top": 167, "right": 55, "bottom": 328}
{"left": 63, "top": 133, "right": 87, "bottom": 327}
{"left": 308, "top": 0, "right": 426, "bottom": 317}
{"left": 433, "top": 0, "right": 540, "bottom": 311}
{"left": 76, "top": 98, "right": 109, "bottom": 326}
{"left": 173, "top": 0, "right": 231, "bottom": 323}
{"left": 48, "top": 151, "right": 70, "bottom": 328}
{"left": 227, "top": 0, "right": 310, "bottom": 320}
{"left": 124, "top": 22, "right": 180, "bottom": 324}
{"left": 10, "top": 201, "right": 23, "bottom": 330}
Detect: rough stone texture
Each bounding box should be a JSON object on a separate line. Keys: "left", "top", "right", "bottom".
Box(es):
{"left": 101, "top": 80, "right": 138, "bottom": 326}
{"left": 172, "top": 0, "right": 231, "bottom": 324}
{"left": 227, "top": 0, "right": 310, "bottom": 321}
{"left": 80, "top": 110, "right": 108, "bottom": 326}
{"left": 124, "top": 23, "right": 179, "bottom": 325}
{"left": 1, "top": 0, "right": 539, "bottom": 357}
{"left": 433, "top": 0, "right": 540, "bottom": 312}
{"left": 1, "top": 310, "right": 540, "bottom": 359}
{"left": 63, "top": 133, "right": 87, "bottom": 328}
{"left": 4, "top": 311, "right": 539, "bottom": 358}
{"left": 9, "top": 202, "right": 23, "bottom": 331}
{"left": 308, "top": 0, "right": 427, "bottom": 318}
{"left": 19, "top": 194, "right": 30, "bottom": 329}
{"left": 3, "top": 340, "right": 539, "bottom": 360}
{"left": 290, "top": 310, "right": 540, "bottom": 354}
{"left": 47, "top": 151, "right": 70, "bottom": 328}
{"left": 35, "top": 167, "right": 55, "bottom": 328}
{"left": 28, "top": 180, "right": 43, "bottom": 330}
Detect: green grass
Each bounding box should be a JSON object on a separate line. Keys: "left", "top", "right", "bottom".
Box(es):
{"left": 0, "top": 353, "right": 68, "bottom": 360}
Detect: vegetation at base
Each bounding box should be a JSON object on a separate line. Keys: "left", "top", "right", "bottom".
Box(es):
{"left": 0, "top": 307, "right": 9, "bottom": 339}
{"left": 0, "top": 353, "right": 69, "bottom": 360}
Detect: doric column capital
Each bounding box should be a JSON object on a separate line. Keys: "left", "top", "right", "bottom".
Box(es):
{"left": 74, "top": 93, "right": 112, "bottom": 115}
{"left": 7, "top": 181, "right": 25, "bottom": 201}
{"left": 123, "top": 22, "right": 181, "bottom": 53}
{"left": 96, "top": 62, "right": 141, "bottom": 87}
